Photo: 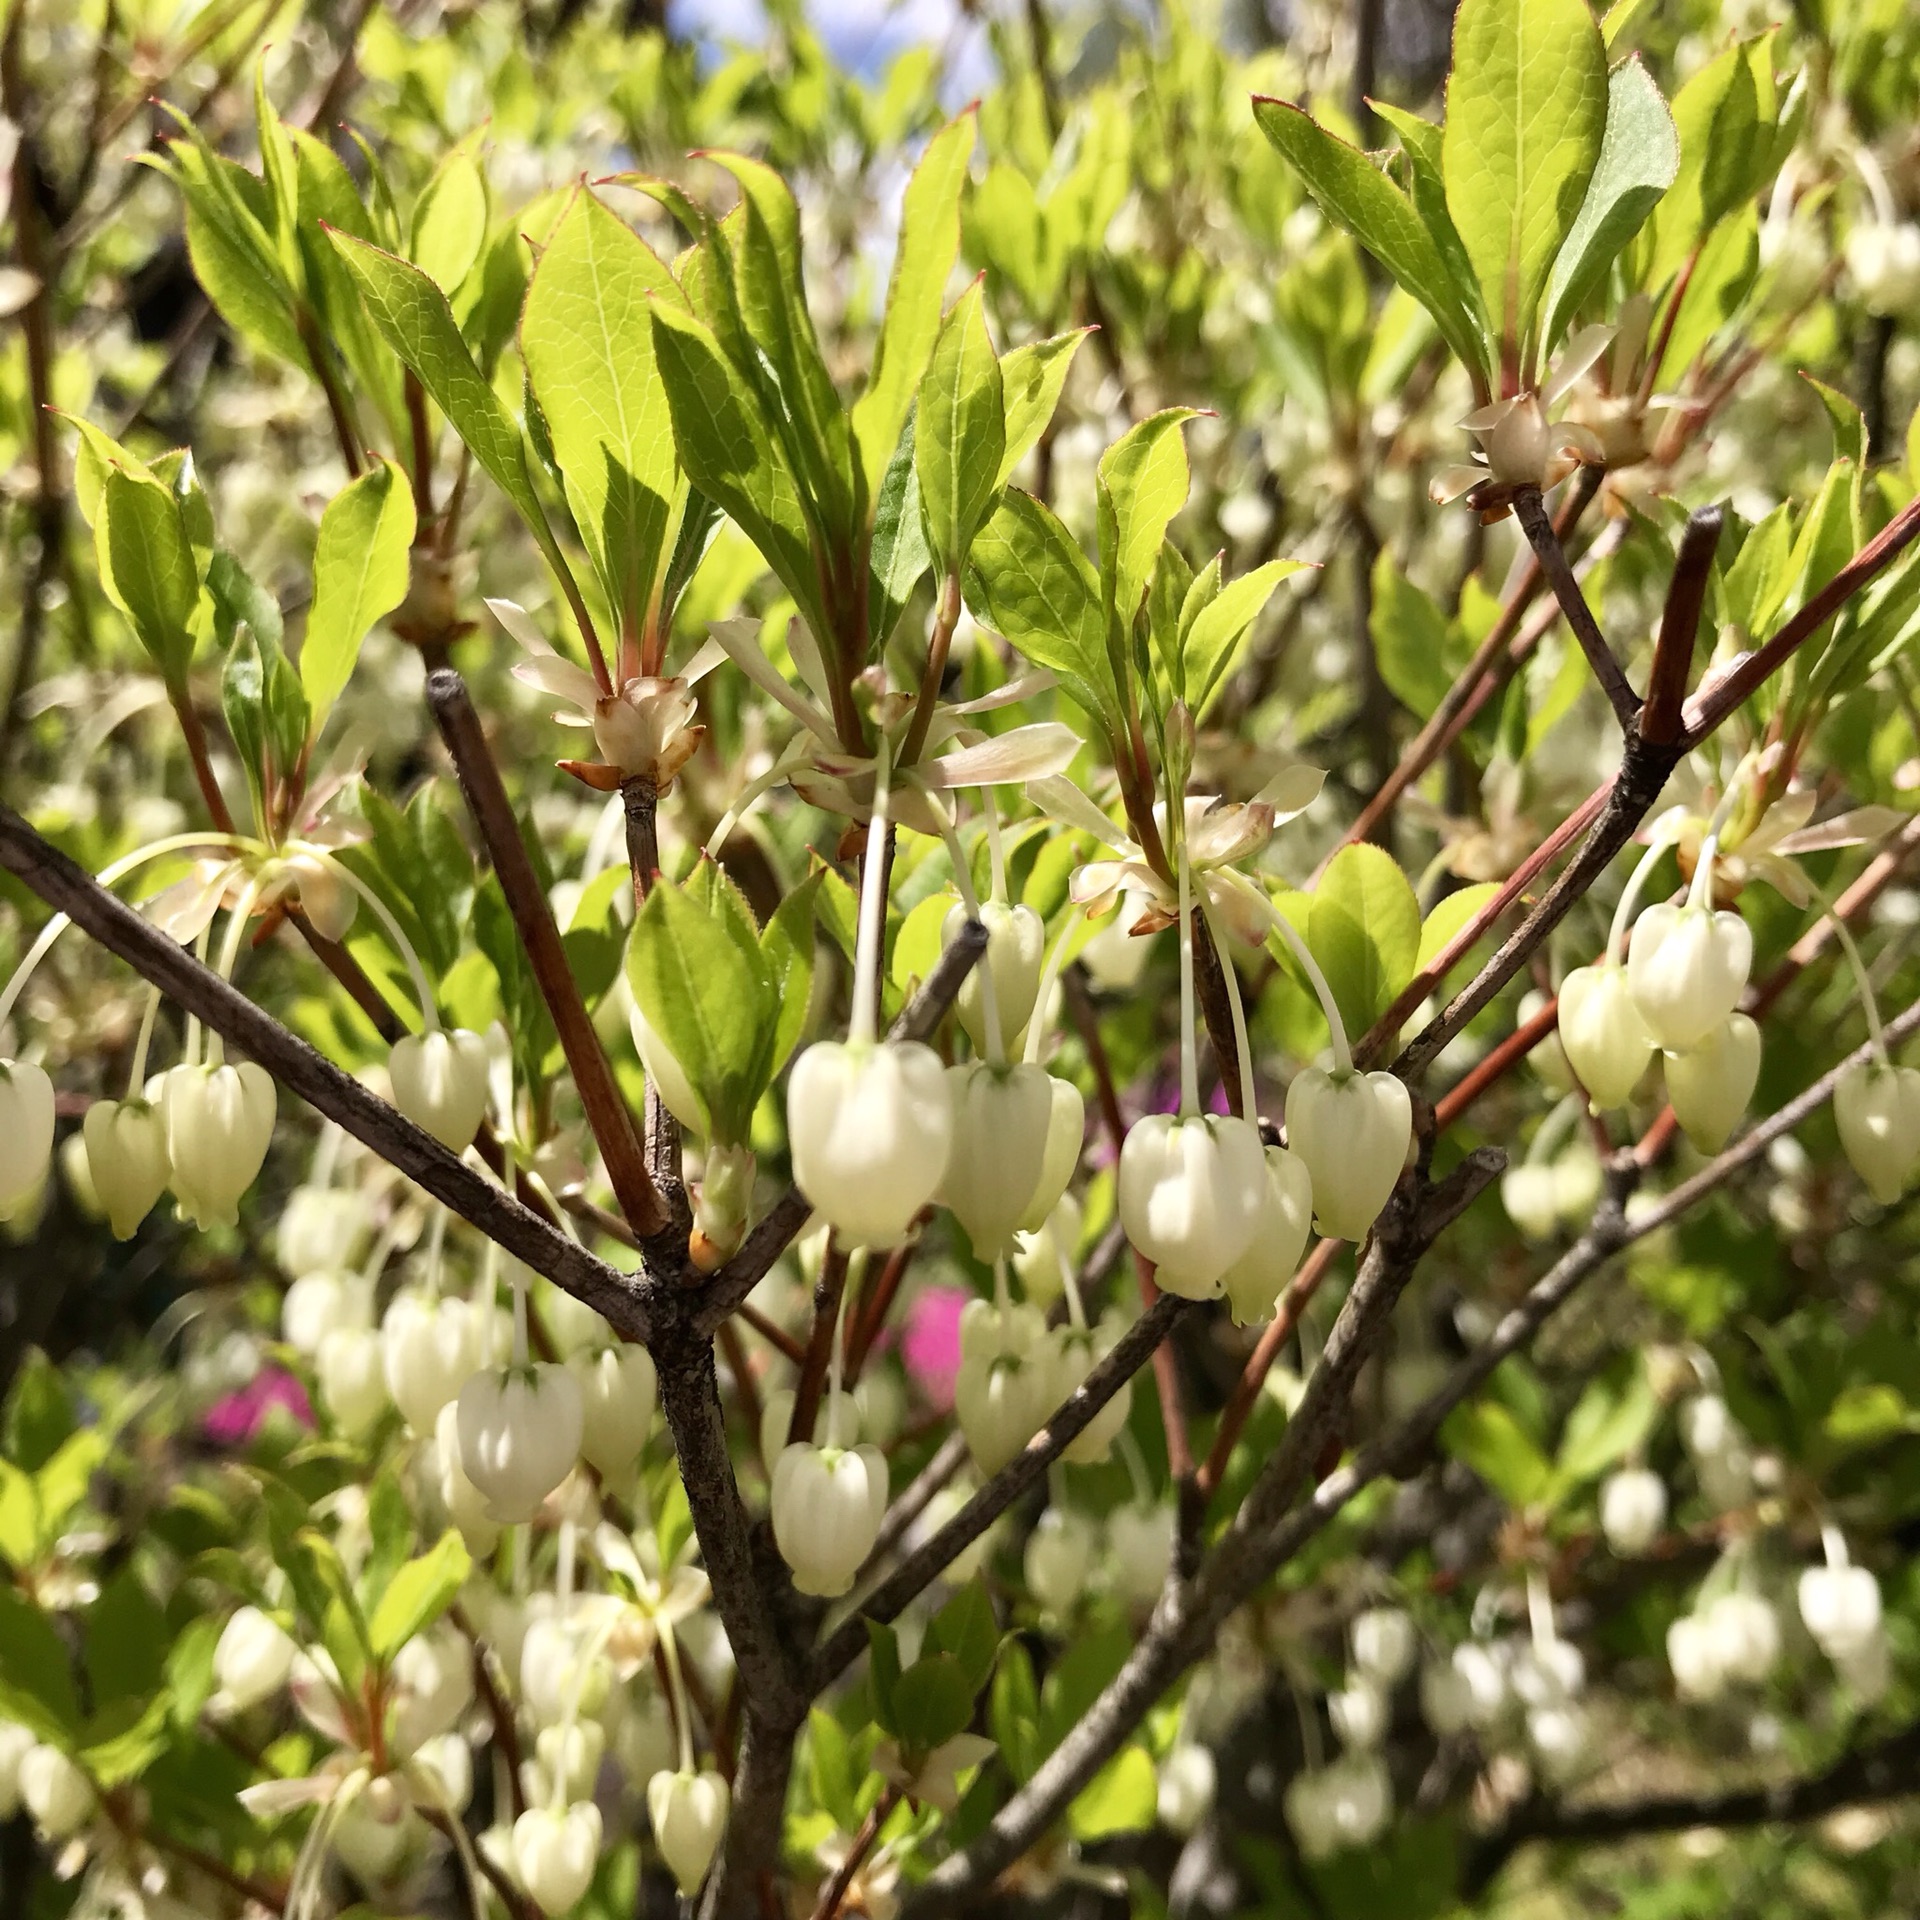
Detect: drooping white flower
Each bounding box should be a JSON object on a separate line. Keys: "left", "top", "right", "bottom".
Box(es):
{"left": 953, "top": 1298, "right": 1055, "bottom": 1473}
{"left": 1665, "top": 1013, "right": 1761, "bottom": 1152}
{"left": 1024, "top": 1506, "right": 1097, "bottom": 1613}
{"left": 1221, "top": 1144, "right": 1313, "bottom": 1325}
{"left": 0, "top": 1060, "right": 54, "bottom": 1222}
{"left": 1284, "top": 1068, "right": 1411, "bottom": 1242}
{"left": 939, "top": 1061, "right": 1056, "bottom": 1260}
{"left": 647, "top": 1767, "right": 730, "bottom": 1896}
{"left": 1599, "top": 1467, "right": 1667, "bottom": 1557}
{"left": 1558, "top": 963, "right": 1654, "bottom": 1111}
{"left": 284, "top": 1268, "right": 375, "bottom": 1357}
{"left": 317, "top": 1326, "right": 390, "bottom": 1437}
{"left": 1328, "top": 1678, "right": 1388, "bottom": 1750}
{"left": 572, "top": 1343, "right": 658, "bottom": 1481}
{"left": 159, "top": 1061, "right": 276, "bottom": 1229}
{"left": 1834, "top": 1059, "right": 1920, "bottom": 1204}
{"left": 1015, "top": 1077, "right": 1086, "bottom": 1236}
{"left": 389, "top": 1028, "right": 491, "bottom": 1152}
{"left": 1350, "top": 1608, "right": 1417, "bottom": 1688}
{"left": 1049, "top": 1311, "right": 1130, "bottom": 1465}
{"left": 82, "top": 1097, "right": 170, "bottom": 1239}
{"left": 19, "top": 1745, "right": 92, "bottom": 1839}
{"left": 457, "top": 1364, "right": 585, "bottom": 1524}
{"left": 278, "top": 1184, "right": 373, "bottom": 1277}
{"left": 769, "top": 1441, "right": 888, "bottom": 1598}
{"left": 382, "top": 1291, "right": 486, "bottom": 1432}
{"left": 1157, "top": 1744, "right": 1217, "bottom": 1836}
{"left": 944, "top": 899, "right": 1045, "bottom": 1055}
{"left": 513, "top": 1801, "right": 602, "bottom": 1917}
{"left": 1627, "top": 901, "right": 1753, "bottom": 1053}
{"left": 1117, "top": 1112, "right": 1266, "bottom": 1297}
{"left": 210, "top": 1607, "right": 297, "bottom": 1716}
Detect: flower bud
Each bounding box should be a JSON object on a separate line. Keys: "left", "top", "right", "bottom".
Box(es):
{"left": 647, "top": 1767, "right": 730, "bottom": 1896}
{"left": 1024, "top": 1506, "right": 1098, "bottom": 1613}
{"left": 1157, "top": 1744, "right": 1216, "bottom": 1836}
{"left": 1328, "top": 1678, "right": 1387, "bottom": 1750}
{"left": 572, "top": 1343, "right": 658, "bottom": 1480}
{"left": 19, "top": 1745, "right": 92, "bottom": 1839}
{"left": 1050, "top": 1312, "right": 1130, "bottom": 1464}
{"left": 0, "top": 1060, "right": 53, "bottom": 1222}
{"left": 1014, "top": 1077, "right": 1085, "bottom": 1235}
{"left": 1105, "top": 1500, "right": 1173, "bottom": 1609}
{"left": 1599, "top": 1467, "right": 1667, "bottom": 1557}
{"left": 1011, "top": 1192, "right": 1082, "bottom": 1305}
{"left": 160, "top": 1061, "right": 276, "bottom": 1229}
{"left": 1284, "top": 1068, "right": 1412, "bottom": 1242}
{"left": 513, "top": 1801, "right": 602, "bottom": 1916}
{"left": 283, "top": 1268, "right": 374, "bottom": 1357}
{"left": 1221, "top": 1145, "right": 1313, "bottom": 1326}
{"left": 945, "top": 900, "right": 1046, "bottom": 1055}
{"left": 211, "top": 1607, "right": 296, "bottom": 1715}
{"left": 690, "top": 1142, "right": 755, "bottom": 1270}
{"left": 1558, "top": 964, "right": 1654, "bottom": 1110}
{"left": 1627, "top": 901, "right": 1752, "bottom": 1053}
{"left": 1799, "top": 1562, "right": 1881, "bottom": 1664}
{"left": 382, "top": 1292, "right": 486, "bottom": 1432}
{"left": 1502, "top": 1162, "right": 1560, "bottom": 1242}
{"left": 940, "top": 1061, "right": 1055, "bottom": 1259}
{"left": 787, "top": 1040, "right": 953, "bottom": 1248}
{"left": 954, "top": 1298, "right": 1054, "bottom": 1472}
{"left": 457, "top": 1363, "right": 585, "bottom": 1523}
{"left": 278, "top": 1185, "right": 373, "bottom": 1277}
{"left": 81, "top": 1098, "right": 170, "bottom": 1239}
{"left": 1834, "top": 1059, "right": 1920, "bottom": 1204}
{"left": 1664, "top": 1013, "right": 1760, "bottom": 1152}
{"left": 318, "top": 1326, "right": 390, "bottom": 1437}
{"left": 1350, "top": 1607, "right": 1417, "bottom": 1688}
{"left": 525, "top": 1720, "right": 605, "bottom": 1810}
{"left": 434, "top": 1400, "right": 501, "bottom": 1555}
{"left": 389, "top": 1028, "right": 490, "bottom": 1152}
{"left": 1117, "top": 1112, "right": 1265, "bottom": 1297}
{"left": 770, "top": 1440, "right": 888, "bottom": 1597}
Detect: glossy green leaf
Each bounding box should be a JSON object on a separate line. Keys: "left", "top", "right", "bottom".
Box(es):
{"left": 96, "top": 465, "right": 201, "bottom": 686}
{"left": 1646, "top": 38, "right": 1761, "bottom": 287}
{"left": 997, "top": 329, "right": 1088, "bottom": 487}
{"left": 1414, "top": 882, "right": 1503, "bottom": 975}
{"left": 1441, "top": 0, "right": 1608, "bottom": 381}
{"left": 302, "top": 458, "right": 416, "bottom": 729}
{"left": 915, "top": 277, "right": 1005, "bottom": 575}
{"left": 408, "top": 139, "right": 488, "bottom": 294}
{"left": 890, "top": 1652, "right": 974, "bottom": 1753}
{"left": 1068, "top": 1743, "right": 1157, "bottom": 1840}
{"left": 1096, "top": 409, "right": 1196, "bottom": 635}
{"left": 1442, "top": 1397, "right": 1554, "bottom": 1507}
{"left": 1308, "top": 842, "right": 1422, "bottom": 1038}
{"left": 1185, "top": 557, "right": 1309, "bottom": 715}
{"left": 368, "top": 1530, "right": 472, "bottom": 1661}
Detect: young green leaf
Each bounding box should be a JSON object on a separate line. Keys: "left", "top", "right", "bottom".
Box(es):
{"left": 1096, "top": 410, "right": 1196, "bottom": 635}
{"left": 1185, "top": 557, "right": 1310, "bottom": 715}
{"left": 1441, "top": 0, "right": 1608, "bottom": 384}
{"left": 1307, "top": 842, "right": 1422, "bottom": 1039}
{"left": 408, "top": 139, "right": 489, "bottom": 295}
{"left": 997, "top": 329, "right": 1089, "bottom": 487}
{"left": 301, "top": 457, "right": 417, "bottom": 730}
{"left": 96, "top": 466, "right": 202, "bottom": 687}
{"left": 368, "top": 1530, "right": 472, "bottom": 1662}
{"left": 1539, "top": 57, "right": 1679, "bottom": 356}
{"left": 916, "top": 277, "right": 1006, "bottom": 575}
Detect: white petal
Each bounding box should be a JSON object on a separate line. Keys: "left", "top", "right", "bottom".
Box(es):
{"left": 511, "top": 656, "right": 600, "bottom": 709}
{"left": 486, "top": 598, "right": 555, "bottom": 656}
{"left": 1026, "top": 775, "right": 1133, "bottom": 849}
{"left": 1254, "top": 763, "right": 1326, "bottom": 822}
{"left": 1543, "top": 324, "right": 1616, "bottom": 405}
{"left": 676, "top": 637, "right": 728, "bottom": 685}
{"left": 1773, "top": 805, "right": 1905, "bottom": 854}
{"left": 707, "top": 618, "right": 837, "bottom": 739}
{"left": 921, "top": 723, "right": 1081, "bottom": 789}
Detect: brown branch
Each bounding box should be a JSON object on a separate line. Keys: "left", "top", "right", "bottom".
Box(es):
{"left": 737, "top": 1299, "right": 806, "bottom": 1367}
{"left": 848, "top": 1236, "right": 918, "bottom": 1383}
{"left": 1639, "top": 505, "right": 1723, "bottom": 745}
{"left": 0, "top": 803, "right": 650, "bottom": 1333}
{"left": 425, "top": 668, "right": 666, "bottom": 1240}
{"left": 809, "top": 1787, "right": 901, "bottom": 1920}
{"left": 1512, "top": 485, "right": 1638, "bottom": 727}
{"left": 864, "top": 1429, "right": 969, "bottom": 1572}
{"left": 787, "top": 1238, "right": 851, "bottom": 1450}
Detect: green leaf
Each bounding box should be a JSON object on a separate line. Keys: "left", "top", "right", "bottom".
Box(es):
{"left": 964, "top": 491, "right": 1119, "bottom": 722}
{"left": 866, "top": 1621, "right": 904, "bottom": 1736}
{"left": 625, "top": 868, "right": 776, "bottom": 1143}
{"left": 648, "top": 298, "right": 831, "bottom": 643}
{"left": 82, "top": 1693, "right": 173, "bottom": 1789}
{"left": 1539, "top": 57, "right": 1678, "bottom": 355}
{"left": 852, "top": 109, "right": 975, "bottom": 498}
{"left": 0, "top": 1585, "right": 80, "bottom": 1741}
{"left": 1442, "top": 1398, "right": 1554, "bottom": 1507}
{"left": 867, "top": 414, "right": 929, "bottom": 651}
{"left": 1646, "top": 37, "right": 1761, "bottom": 287}
{"left": 1253, "top": 97, "right": 1489, "bottom": 390}
{"left": 891, "top": 1653, "right": 975, "bottom": 1754}
{"left": 1415, "top": 882, "right": 1503, "bottom": 976}
{"left": 1370, "top": 550, "right": 1457, "bottom": 720}
{"left": 926, "top": 1582, "right": 999, "bottom": 1696}
{"left": 991, "top": 1639, "right": 1042, "bottom": 1785}
{"left": 0, "top": 1460, "right": 33, "bottom": 1567}
{"left": 1185, "top": 557, "right": 1309, "bottom": 715}
{"left": 166, "top": 141, "right": 304, "bottom": 366}
{"left": 521, "top": 188, "right": 684, "bottom": 645}
{"left": 97, "top": 465, "right": 201, "bottom": 685}
{"left": 326, "top": 228, "right": 560, "bottom": 569}
{"left": 807, "top": 1707, "right": 862, "bottom": 1832}
{"left": 762, "top": 873, "right": 823, "bottom": 1082}
{"left": 1308, "top": 843, "right": 1422, "bottom": 1039}
{"left": 368, "top": 1530, "right": 472, "bottom": 1661}
{"left": 85, "top": 1570, "right": 168, "bottom": 1707}
{"left": 302, "top": 458, "right": 416, "bottom": 730}
{"left": 1068, "top": 1743, "right": 1157, "bottom": 1841}
{"left": 1555, "top": 1369, "right": 1658, "bottom": 1485}
{"left": 5, "top": 1353, "right": 74, "bottom": 1469}
{"left": 916, "top": 278, "right": 1006, "bottom": 575}
{"left": 997, "top": 330, "right": 1088, "bottom": 487}
{"left": 1441, "top": 0, "right": 1608, "bottom": 382}
{"left": 1096, "top": 410, "right": 1196, "bottom": 635}
{"left": 408, "top": 139, "right": 489, "bottom": 294}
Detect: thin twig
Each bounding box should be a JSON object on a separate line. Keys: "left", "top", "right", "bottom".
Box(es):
{"left": 1512, "top": 485, "right": 1638, "bottom": 727}
{"left": 809, "top": 1787, "right": 901, "bottom": 1920}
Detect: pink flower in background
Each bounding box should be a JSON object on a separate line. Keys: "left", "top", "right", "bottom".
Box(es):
{"left": 901, "top": 1284, "right": 969, "bottom": 1411}
{"left": 203, "top": 1367, "right": 312, "bottom": 1446}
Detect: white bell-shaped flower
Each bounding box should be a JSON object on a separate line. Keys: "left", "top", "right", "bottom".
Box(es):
{"left": 1528, "top": 1699, "right": 1590, "bottom": 1784}
{"left": 1834, "top": 1058, "right": 1920, "bottom": 1204}
{"left": 572, "top": 1343, "right": 658, "bottom": 1480}
{"left": 1627, "top": 900, "right": 1753, "bottom": 1053}
{"left": 0, "top": 1721, "right": 34, "bottom": 1818}
{"left": 1014, "top": 1077, "right": 1085, "bottom": 1235}
{"left": 1799, "top": 1559, "right": 1881, "bottom": 1665}
{"left": 1501, "top": 1162, "right": 1560, "bottom": 1242}
{"left": 160, "top": 1061, "right": 275, "bottom": 1229}
{"left": 1285, "top": 1068, "right": 1412, "bottom": 1242}
{"left": 413, "top": 1732, "right": 474, "bottom": 1816}
{"left": 389, "top": 1027, "right": 490, "bottom": 1151}
{"left": 1011, "top": 1192, "right": 1082, "bottom": 1306}
{"left": 318, "top": 1326, "right": 390, "bottom": 1437}
{"left": 388, "top": 1625, "right": 474, "bottom": 1757}
{"left": 954, "top": 1298, "right": 1055, "bottom": 1472}
{"left": 1328, "top": 1677, "right": 1388, "bottom": 1750}
{"left": 457, "top": 1363, "right": 585, "bottom": 1523}
{"left": 1117, "top": 1112, "right": 1266, "bottom": 1297}
{"left": 770, "top": 1440, "right": 888, "bottom": 1597}
{"left": 1157, "top": 1744, "right": 1216, "bottom": 1836}
{"left": 1665, "top": 1610, "right": 1723, "bottom": 1701}
{"left": 787, "top": 1040, "right": 954, "bottom": 1248}
{"left": 278, "top": 1185, "right": 373, "bottom": 1277}
{"left": 525, "top": 1721, "right": 605, "bottom": 1808}
{"left": 1845, "top": 220, "right": 1920, "bottom": 316}
{"left": 518, "top": 1613, "right": 610, "bottom": 1727}
{"left": 1558, "top": 964, "right": 1654, "bottom": 1111}
{"left": 1703, "top": 1590, "right": 1780, "bottom": 1686}
{"left": 513, "top": 1801, "right": 602, "bottom": 1917}
{"left": 211, "top": 1607, "right": 296, "bottom": 1716}
{"left": 20, "top": 1745, "right": 92, "bottom": 1839}
{"left": 1285, "top": 1753, "right": 1390, "bottom": 1861}
{"left": 1221, "top": 1144, "right": 1312, "bottom": 1326}
{"left": 1511, "top": 1637, "right": 1584, "bottom": 1707}
{"left": 81, "top": 1098, "right": 170, "bottom": 1239}
{"left": 434, "top": 1401, "right": 501, "bottom": 1555}
{"left": 1664, "top": 1012, "right": 1760, "bottom": 1152}
{"left": 945, "top": 899, "right": 1045, "bottom": 1055}
{"left": 758, "top": 1388, "right": 859, "bottom": 1480}
{"left": 382, "top": 1292, "right": 486, "bottom": 1432}
{"left": 939, "top": 1061, "right": 1055, "bottom": 1259}
{"left": 1420, "top": 1642, "right": 1507, "bottom": 1734}
{"left": 647, "top": 1767, "right": 730, "bottom": 1896}
{"left": 283, "top": 1268, "right": 374, "bottom": 1357}
{"left": 1350, "top": 1608, "right": 1417, "bottom": 1688}
{"left": 1105, "top": 1501, "right": 1173, "bottom": 1609}
{"left": 1599, "top": 1467, "right": 1667, "bottom": 1557}
{"left": 1049, "top": 1312, "right": 1130, "bottom": 1464}
{"left": 1024, "top": 1506, "right": 1097, "bottom": 1613}
{"left": 0, "top": 1060, "right": 54, "bottom": 1222}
